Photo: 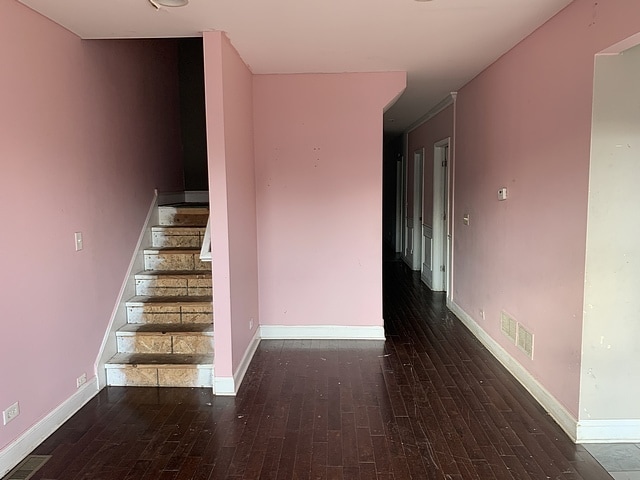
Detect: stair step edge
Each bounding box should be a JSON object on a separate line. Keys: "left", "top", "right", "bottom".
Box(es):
{"left": 144, "top": 247, "right": 202, "bottom": 254}
{"left": 126, "top": 295, "right": 212, "bottom": 304}
{"left": 152, "top": 225, "right": 205, "bottom": 231}
{"left": 135, "top": 271, "right": 212, "bottom": 278}
{"left": 106, "top": 353, "right": 213, "bottom": 367}
{"left": 116, "top": 326, "right": 213, "bottom": 335}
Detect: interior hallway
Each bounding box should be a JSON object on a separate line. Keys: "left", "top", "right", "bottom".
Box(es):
{"left": 6, "top": 253, "right": 615, "bottom": 479}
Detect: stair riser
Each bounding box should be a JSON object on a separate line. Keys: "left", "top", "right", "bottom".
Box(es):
{"left": 126, "top": 305, "right": 212, "bottom": 324}
{"left": 158, "top": 209, "right": 208, "bottom": 227}
{"left": 135, "top": 278, "right": 212, "bottom": 297}
{"left": 106, "top": 366, "right": 213, "bottom": 387}
{"left": 152, "top": 230, "right": 204, "bottom": 248}
{"left": 117, "top": 334, "right": 213, "bottom": 354}
{"left": 144, "top": 252, "right": 210, "bottom": 271}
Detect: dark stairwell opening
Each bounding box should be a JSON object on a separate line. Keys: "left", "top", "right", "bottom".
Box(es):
{"left": 178, "top": 38, "right": 208, "bottom": 192}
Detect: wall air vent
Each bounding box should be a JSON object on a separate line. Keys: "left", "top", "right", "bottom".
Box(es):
{"left": 517, "top": 323, "right": 534, "bottom": 359}
{"left": 4, "top": 455, "right": 51, "bottom": 480}
{"left": 500, "top": 311, "right": 517, "bottom": 342}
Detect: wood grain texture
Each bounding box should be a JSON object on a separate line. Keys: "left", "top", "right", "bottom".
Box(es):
{"left": 23, "top": 254, "right": 610, "bottom": 479}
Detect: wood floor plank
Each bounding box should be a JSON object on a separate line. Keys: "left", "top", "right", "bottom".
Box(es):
{"left": 19, "top": 254, "right": 615, "bottom": 480}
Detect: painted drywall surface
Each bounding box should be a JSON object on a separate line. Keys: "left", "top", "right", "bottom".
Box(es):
{"left": 203, "top": 32, "right": 259, "bottom": 378}
{"left": 581, "top": 44, "right": 640, "bottom": 421}
{"left": 220, "top": 35, "right": 260, "bottom": 374}
{"left": 253, "top": 72, "right": 406, "bottom": 328}
{"left": 407, "top": 105, "right": 454, "bottom": 229}
{"left": 0, "top": 1, "right": 182, "bottom": 451}
{"left": 452, "top": 0, "right": 640, "bottom": 418}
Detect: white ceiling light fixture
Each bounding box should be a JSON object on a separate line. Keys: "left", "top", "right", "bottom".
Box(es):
{"left": 151, "top": 0, "right": 188, "bottom": 7}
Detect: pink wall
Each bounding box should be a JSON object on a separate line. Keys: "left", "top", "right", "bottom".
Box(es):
{"left": 253, "top": 73, "right": 406, "bottom": 328}
{"left": 407, "top": 105, "right": 454, "bottom": 228}
{"left": 452, "top": 0, "right": 640, "bottom": 417}
{"left": 203, "top": 32, "right": 259, "bottom": 378}
{"left": 0, "top": 1, "right": 182, "bottom": 451}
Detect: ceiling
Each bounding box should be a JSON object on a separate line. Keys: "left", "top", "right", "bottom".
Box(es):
{"left": 18, "top": 0, "right": 573, "bottom": 133}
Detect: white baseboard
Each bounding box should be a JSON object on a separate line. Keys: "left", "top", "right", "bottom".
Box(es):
{"left": 0, "top": 378, "right": 99, "bottom": 477}
{"left": 214, "top": 328, "right": 261, "bottom": 396}
{"left": 95, "top": 191, "right": 159, "bottom": 388}
{"left": 260, "top": 325, "right": 385, "bottom": 340}
{"left": 447, "top": 300, "right": 578, "bottom": 442}
{"left": 578, "top": 420, "right": 640, "bottom": 443}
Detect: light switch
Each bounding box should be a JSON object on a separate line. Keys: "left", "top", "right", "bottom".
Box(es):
{"left": 75, "top": 232, "right": 83, "bottom": 251}
{"left": 463, "top": 214, "right": 470, "bottom": 226}
{"left": 498, "top": 188, "right": 508, "bottom": 201}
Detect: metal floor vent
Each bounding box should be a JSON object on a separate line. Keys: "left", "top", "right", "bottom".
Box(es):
{"left": 3, "top": 455, "right": 51, "bottom": 480}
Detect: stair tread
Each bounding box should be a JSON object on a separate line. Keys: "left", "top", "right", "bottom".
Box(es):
{"left": 106, "top": 352, "right": 213, "bottom": 367}
{"left": 159, "top": 204, "right": 209, "bottom": 211}
{"left": 135, "top": 270, "right": 212, "bottom": 278}
{"left": 160, "top": 202, "right": 209, "bottom": 207}
{"left": 152, "top": 225, "right": 205, "bottom": 230}
{"left": 144, "top": 247, "right": 202, "bottom": 253}
{"left": 117, "top": 324, "right": 213, "bottom": 334}
{"left": 126, "top": 295, "right": 212, "bottom": 305}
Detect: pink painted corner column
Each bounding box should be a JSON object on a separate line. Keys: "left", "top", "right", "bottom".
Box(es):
{"left": 202, "top": 32, "right": 260, "bottom": 384}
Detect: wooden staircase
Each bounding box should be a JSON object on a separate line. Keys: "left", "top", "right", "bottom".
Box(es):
{"left": 105, "top": 204, "right": 214, "bottom": 387}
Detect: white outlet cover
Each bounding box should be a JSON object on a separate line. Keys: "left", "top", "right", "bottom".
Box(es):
{"left": 74, "top": 232, "right": 83, "bottom": 251}
{"left": 3, "top": 402, "right": 20, "bottom": 425}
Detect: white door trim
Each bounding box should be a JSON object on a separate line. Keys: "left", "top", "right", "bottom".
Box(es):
{"left": 395, "top": 160, "right": 403, "bottom": 253}
{"left": 432, "top": 138, "right": 450, "bottom": 291}
{"left": 412, "top": 148, "right": 424, "bottom": 270}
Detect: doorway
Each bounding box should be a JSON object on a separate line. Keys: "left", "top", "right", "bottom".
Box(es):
{"left": 431, "top": 138, "right": 451, "bottom": 293}
{"left": 405, "top": 149, "right": 424, "bottom": 270}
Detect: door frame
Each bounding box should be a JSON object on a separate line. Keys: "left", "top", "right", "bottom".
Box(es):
{"left": 395, "top": 159, "right": 404, "bottom": 253}
{"left": 432, "top": 138, "right": 451, "bottom": 291}
{"left": 411, "top": 148, "right": 424, "bottom": 270}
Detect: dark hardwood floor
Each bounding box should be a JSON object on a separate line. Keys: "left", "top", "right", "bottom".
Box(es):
{"left": 18, "top": 252, "right": 611, "bottom": 479}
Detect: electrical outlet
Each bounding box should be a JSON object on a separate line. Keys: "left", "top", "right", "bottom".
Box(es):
{"left": 249, "top": 318, "right": 254, "bottom": 330}
{"left": 479, "top": 309, "right": 485, "bottom": 320}
{"left": 3, "top": 402, "right": 20, "bottom": 425}
{"left": 76, "top": 373, "right": 87, "bottom": 388}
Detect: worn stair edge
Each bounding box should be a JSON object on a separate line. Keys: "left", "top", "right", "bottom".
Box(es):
{"left": 134, "top": 270, "right": 212, "bottom": 278}
{"left": 125, "top": 295, "right": 212, "bottom": 306}
{"left": 143, "top": 247, "right": 202, "bottom": 254}
{"left": 106, "top": 352, "right": 214, "bottom": 366}
{"left": 117, "top": 323, "right": 213, "bottom": 334}
{"left": 151, "top": 226, "right": 206, "bottom": 233}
